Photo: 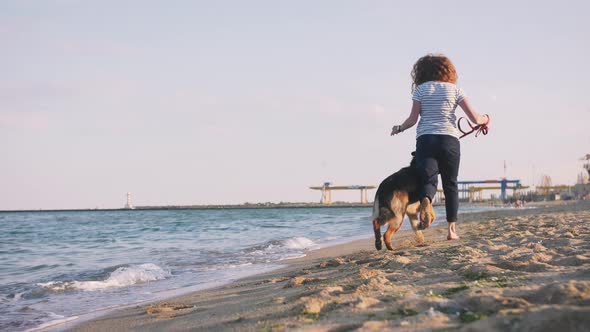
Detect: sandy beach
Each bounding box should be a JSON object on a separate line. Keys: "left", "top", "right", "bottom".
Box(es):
{"left": 65, "top": 200, "right": 590, "bottom": 332}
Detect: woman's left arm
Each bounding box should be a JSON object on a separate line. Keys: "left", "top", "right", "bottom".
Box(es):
{"left": 391, "top": 101, "right": 420, "bottom": 136}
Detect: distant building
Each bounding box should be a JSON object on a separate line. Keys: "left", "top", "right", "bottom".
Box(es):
{"left": 574, "top": 183, "right": 590, "bottom": 200}
{"left": 125, "top": 192, "right": 134, "bottom": 209}
{"left": 579, "top": 171, "right": 590, "bottom": 185}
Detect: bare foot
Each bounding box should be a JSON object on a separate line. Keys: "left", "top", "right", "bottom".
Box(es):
{"left": 447, "top": 222, "right": 460, "bottom": 240}
{"left": 447, "top": 232, "right": 460, "bottom": 240}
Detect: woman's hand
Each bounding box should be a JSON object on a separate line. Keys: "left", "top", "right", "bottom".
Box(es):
{"left": 390, "top": 125, "right": 403, "bottom": 136}
{"left": 392, "top": 101, "right": 420, "bottom": 136}
{"left": 459, "top": 98, "right": 490, "bottom": 126}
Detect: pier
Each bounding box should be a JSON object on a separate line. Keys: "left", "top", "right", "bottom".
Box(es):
{"left": 310, "top": 182, "right": 376, "bottom": 205}
{"left": 454, "top": 179, "right": 527, "bottom": 202}
{"left": 309, "top": 179, "right": 528, "bottom": 206}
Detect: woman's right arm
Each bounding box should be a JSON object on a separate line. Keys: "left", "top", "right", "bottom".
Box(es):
{"left": 458, "top": 98, "right": 489, "bottom": 125}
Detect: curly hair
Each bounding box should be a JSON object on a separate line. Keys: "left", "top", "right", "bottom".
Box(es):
{"left": 411, "top": 54, "right": 458, "bottom": 92}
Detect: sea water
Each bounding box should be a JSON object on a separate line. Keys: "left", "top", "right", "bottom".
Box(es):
{"left": 0, "top": 205, "right": 500, "bottom": 331}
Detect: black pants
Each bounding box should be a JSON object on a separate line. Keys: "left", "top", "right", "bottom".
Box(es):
{"left": 416, "top": 134, "right": 460, "bottom": 223}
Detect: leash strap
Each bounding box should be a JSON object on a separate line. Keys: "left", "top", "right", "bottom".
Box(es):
{"left": 458, "top": 115, "right": 489, "bottom": 139}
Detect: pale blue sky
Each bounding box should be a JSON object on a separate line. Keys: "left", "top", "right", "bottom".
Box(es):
{"left": 1, "top": 1, "right": 589, "bottom": 209}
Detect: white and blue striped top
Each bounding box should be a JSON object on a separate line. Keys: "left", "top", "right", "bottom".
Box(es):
{"left": 412, "top": 81, "right": 466, "bottom": 139}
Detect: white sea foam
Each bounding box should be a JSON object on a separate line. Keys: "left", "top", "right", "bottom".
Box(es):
{"left": 238, "top": 237, "right": 319, "bottom": 263}
{"left": 13, "top": 292, "right": 24, "bottom": 301}
{"left": 227, "top": 262, "right": 253, "bottom": 268}
{"left": 37, "top": 263, "right": 170, "bottom": 292}
{"left": 282, "top": 237, "right": 317, "bottom": 249}
{"left": 25, "top": 313, "right": 79, "bottom": 332}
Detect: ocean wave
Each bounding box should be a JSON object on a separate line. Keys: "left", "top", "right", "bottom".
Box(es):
{"left": 37, "top": 263, "right": 170, "bottom": 292}
{"left": 281, "top": 237, "right": 317, "bottom": 249}
{"left": 241, "top": 236, "right": 319, "bottom": 263}
{"left": 25, "top": 312, "right": 79, "bottom": 332}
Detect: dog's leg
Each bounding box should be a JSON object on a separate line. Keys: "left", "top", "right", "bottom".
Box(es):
{"left": 406, "top": 202, "right": 424, "bottom": 245}
{"left": 383, "top": 191, "right": 409, "bottom": 251}
{"left": 372, "top": 195, "right": 383, "bottom": 251}
{"left": 373, "top": 218, "right": 382, "bottom": 250}
{"left": 383, "top": 215, "right": 404, "bottom": 251}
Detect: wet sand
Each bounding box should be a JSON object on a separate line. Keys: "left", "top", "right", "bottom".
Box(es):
{"left": 66, "top": 200, "right": 590, "bottom": 332}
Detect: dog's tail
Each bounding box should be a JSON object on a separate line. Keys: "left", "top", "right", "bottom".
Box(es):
{"left": 372, "top": 190, "right": 395, "bottom": 224}
{"left": 372, "top": 191, "right": 380, "bottom": 220}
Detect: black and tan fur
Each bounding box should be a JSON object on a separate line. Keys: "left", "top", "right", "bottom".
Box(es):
{"left": 372, "top": 152, "right": 432, "bottom": 250}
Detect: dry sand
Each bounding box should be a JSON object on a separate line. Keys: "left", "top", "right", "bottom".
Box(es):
{"left": 66, "top": 201, "right": 590, "bottom": 332}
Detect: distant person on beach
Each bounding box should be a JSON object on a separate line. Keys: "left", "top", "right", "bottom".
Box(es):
{"left": 390, "top": 54, "right": 490, "bottom": 240}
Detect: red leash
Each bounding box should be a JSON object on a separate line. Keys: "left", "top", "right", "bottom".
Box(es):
{"left": 458, "top": 115, "right": 489, "bottom": 139}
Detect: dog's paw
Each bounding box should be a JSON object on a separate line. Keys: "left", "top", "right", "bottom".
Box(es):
{"left": 375, "top": 240, "right": 382, "bottom": 251}
{"left": 418, "top": 198, "right": 435, "bottom": 229}
{"left": 414, "top": 231, "right": 425, "bottom": 244}
{"left": 418, "top": 213, "right": 434, "bottom": 229}
{"left": 417, "top": 221, "right": 430, "bottom": 230}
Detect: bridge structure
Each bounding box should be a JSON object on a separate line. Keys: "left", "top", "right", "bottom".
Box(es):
{"left": 309, "top": 182, "right": 376, "bottom": 205}
{"left": 455, "top": 179, "right": 527, "bottom": 202}
{"left": 582, "top": 154, "right": 590, "bottom": 177}
{"left": 311, "top": 179, "right": 527, "bottom": 205}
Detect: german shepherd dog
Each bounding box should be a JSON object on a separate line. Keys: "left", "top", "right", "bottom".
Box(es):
{"left": 372, "top": 152, "right": 434, "bottom": 250}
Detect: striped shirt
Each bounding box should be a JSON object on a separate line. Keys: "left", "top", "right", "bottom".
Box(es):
{"left": 412, "top": 81, "right": 466, "bottom": 139}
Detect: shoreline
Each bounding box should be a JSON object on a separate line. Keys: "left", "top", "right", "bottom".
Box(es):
{"left": 2, "top": 200, "right": 530, "bottom": 213}
{"left": 55, "top": 200, "right": 590, "bottom": 332}
{"left": 13, "top": 202, "right": 499, "bottom": 331}
{"left": 0, "top": 202, "right": 374, "bottom": 213}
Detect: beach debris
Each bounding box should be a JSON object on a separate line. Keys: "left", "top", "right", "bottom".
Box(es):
{"left": 426, "top": 290, "right": 443, "bottom": 298}
{"left": 458, "top": 310, "right": 487, "bottom": 323}
{"left": 287, "top": 276, "right": 307, "bottom": 287}
{"left": 525, "top": 280, "right": 590, "bottom": 305}
{"left": 379, "top": 255, "right": 412, "bottom": 271}
{"left": 358, "top": 268, "right": 381, "bottom": 280}
{"left": 356, "top": 275, "right": 395, "bottom": 293}
{"left": 146, "top": 302, "right": 194, "bottom": 319}
{"left": 550, "top": 254, "right": 590, "bottom": 267}
{"left": 318, "top": 286, "right": 343, "bottom": 297}
{"left": 425, "top": 307, "right": 438, "bottom": 316}
{"left": 441, "top": 285, "right": 470, "bottom": 297}
{"left": 420, "top": 307, "right": 451, "bottom": 325}
{"left": 319, "top": 258, "right": 346, "bottom": 268}
{"left": 458, "top": 293, "right": 530, "bottom": 315}
{"left": 458, "top": 264, "right": 496, "bottom": 281}
{"left": 266, "top": 276, "right": 290, "bottom": 284}
{"left": 494, "top": 259, "right": 551, "bottom": 273}
{"left": 285, "top": 276, "right": 326, "bottom": 288}
{"left": 354, "top": 296, "right": 380, "bottom": 309}
{"left": 393, "top": 256, "right": 412, "bottom": 265}
{"left": 146, "top": 302, "right": 193, "bottom": 314}
{"left": 469, "top": 305, "right": 590, "bottom": 331}
{"left": 299, "top": 296, "right": 326, "bottom": 314}
{"left": 525, "top": 241, "right": 546, "bottom": 252}
{"left": 436, "top": 300, "right": 464, "bottom": 315}
{"left": 360, "top": 320, "right": 388, "bottom": 329}
{"left": 396, "top": 307, "right": 420, "bottom": 317}
{"left": 530, "top": 252, "right": 553, "bottom": 263}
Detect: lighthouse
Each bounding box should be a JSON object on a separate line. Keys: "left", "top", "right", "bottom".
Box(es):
{"left": 125, "top": 192, "right": 134, "bottom": 209}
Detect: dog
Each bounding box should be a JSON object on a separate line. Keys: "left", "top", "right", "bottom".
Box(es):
{"left": 372, "top": 152, "right": 435, "bottom": 251}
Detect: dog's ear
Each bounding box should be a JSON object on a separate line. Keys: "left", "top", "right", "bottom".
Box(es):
{"left": 411, "top": 151, "right": 416, "bottom": 156}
